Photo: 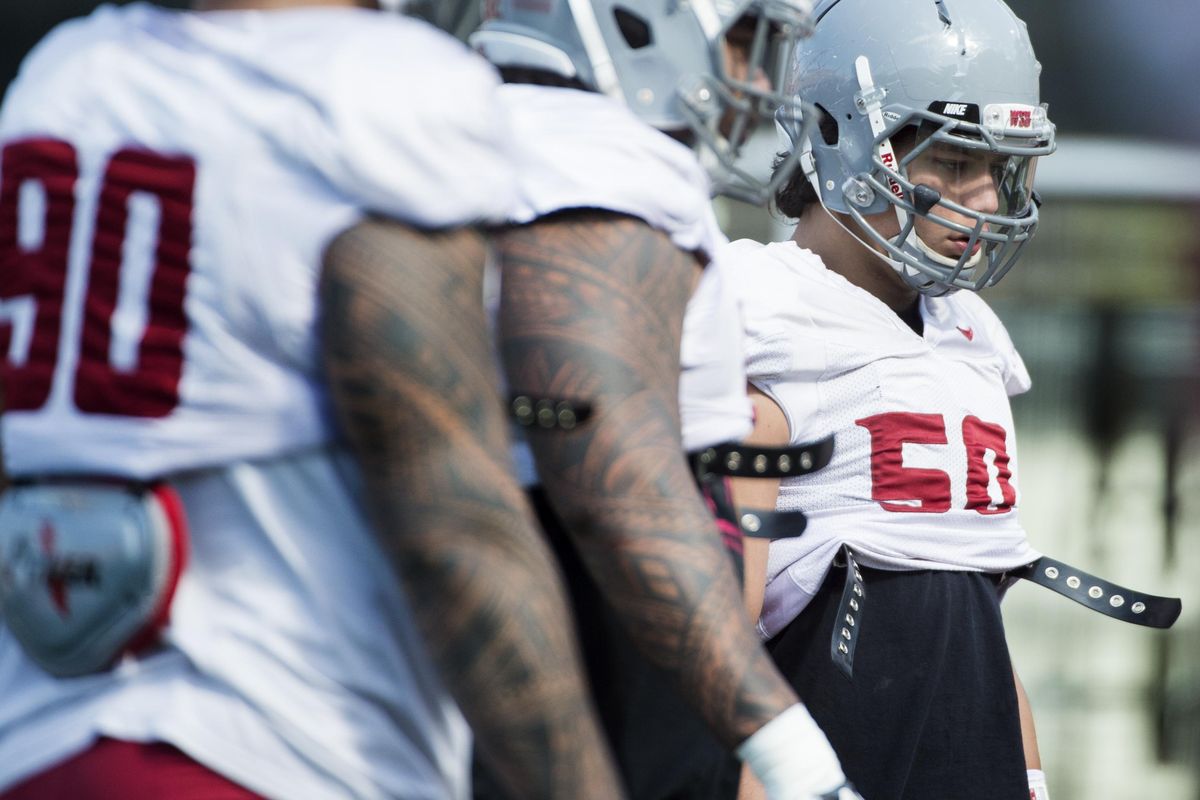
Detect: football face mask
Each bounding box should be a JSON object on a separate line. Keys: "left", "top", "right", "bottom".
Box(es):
{"left": 850, "top": 107, "right": 1051, "bottom": 296}
{"left": 690, "top": 0, "right": 816, "bottom": 202}
{"left": 782, "top": 0, "right": 1056, "bottom": 295}
{"left": 472, "top": 0, "right": 815, "bottom": 204}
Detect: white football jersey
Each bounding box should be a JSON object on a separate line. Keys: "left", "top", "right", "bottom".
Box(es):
{"left": 731, "top": 240, "right": 1041, "bottom": 639}
{"left": 498, "top": 84, "right": 752, "bottom": 461}
{"left": 0, "top": 4, "right": 512, "bottom": 797}
{"left": 0, "top": 2, "right": 514, "bottom": 479}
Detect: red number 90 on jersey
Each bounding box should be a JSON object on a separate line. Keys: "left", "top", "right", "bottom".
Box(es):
{"left": 0, "top": 138, "right": 195, "bottom": 418}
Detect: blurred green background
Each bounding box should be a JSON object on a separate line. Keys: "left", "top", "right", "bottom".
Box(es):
{"left": 2, "top": 2, "right": 1196, "bottom": 798}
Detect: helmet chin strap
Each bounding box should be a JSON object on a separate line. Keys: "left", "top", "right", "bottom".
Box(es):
{"left": 797, "top": 120, "right": 931, "bottom": 292}
{"left": 820, "top": 194, "right": 934, "bottom": 290}
{"left": 852, "top": 55, "right": 931, "bottom": 287}
{"left": 913, "top": 233, "right": 984, "bottom": 270}
{"left": 799, "top": 139, "right": 934, "bottom": 290}
{"left": 854, "top": 58, "right": 910, "bottom": 239}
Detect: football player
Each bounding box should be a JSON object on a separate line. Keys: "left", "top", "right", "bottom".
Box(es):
{"left": 472, "top": 3, "right": 862, "bottom": 799}
{"left": 729, "top": 0, "right": 1055, "bottom": 796}
{"left": 0, "top": 1, "right": 621, "bottom": 798}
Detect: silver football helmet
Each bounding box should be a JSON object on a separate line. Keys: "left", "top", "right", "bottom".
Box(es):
{"left": 471, "top": 0, "right": 815, "bottom": 204}
{"left": 778, "top": 0, "right": 1056, "bottom": 295}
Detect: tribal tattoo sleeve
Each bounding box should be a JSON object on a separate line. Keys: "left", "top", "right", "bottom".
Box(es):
{"left": 498, "top": 210, "right": 798, "bottom": 747}
{"left": 319, "top": 218, "right": 623, "bottom": 800}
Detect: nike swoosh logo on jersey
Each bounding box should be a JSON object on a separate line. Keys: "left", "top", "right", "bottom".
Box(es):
{"left": 957, "top": 326, "right": 975, "bottom": 341}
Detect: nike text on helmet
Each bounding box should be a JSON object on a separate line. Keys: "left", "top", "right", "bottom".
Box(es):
{"left": 778, "top": 0, "right": 1056, "bottom": 295}
{"left": 471, "top": 0, "right": 816, "bottom": 204}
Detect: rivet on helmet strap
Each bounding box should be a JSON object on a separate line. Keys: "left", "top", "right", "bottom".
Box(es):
{"left": 853, "top": 85, "right": 887, "bottom": 116}
{"left": 843, "top": 177, "right": 874, "bottom": 207}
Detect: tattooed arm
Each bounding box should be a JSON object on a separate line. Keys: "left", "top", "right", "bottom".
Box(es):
{"left": 319, "top": 218, "right": 623, "bottom": 800}
{"left": 497, "top": 210, "right": 798, "bottom": 748}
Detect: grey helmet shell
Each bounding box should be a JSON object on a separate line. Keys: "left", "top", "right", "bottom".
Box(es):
{"left": 471, "top": 0, "right": 815, "bottom": 204}
{"left": 780, "top": 0, "right": 1056, "bottom": 295}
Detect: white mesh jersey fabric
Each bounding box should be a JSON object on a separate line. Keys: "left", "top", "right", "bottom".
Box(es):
{"left": 0, "top": 2, "right": 515, "bottom": 479}
{"left": 729, "top": 239, "right": 1039, "bottom": 639}
{"left": 0, "top": 4, "right": 504, "bottom": 796}
{"left": 500, "top": 83, "right": 725, "bottom": 263}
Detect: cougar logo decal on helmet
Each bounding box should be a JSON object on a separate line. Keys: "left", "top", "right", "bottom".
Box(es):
{"left": 471, "top": 0, "right": 816, "bottom": 204}
{"left": 778, "top": 0, "right": 1056, "bottom": 295}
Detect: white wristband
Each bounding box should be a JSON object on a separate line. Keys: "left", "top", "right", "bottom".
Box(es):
{"left": 1028, "top": 768, "right": 1050, "bottom": 799}
{"left": 736, "top": 704, "right": 846, "bottom": 800}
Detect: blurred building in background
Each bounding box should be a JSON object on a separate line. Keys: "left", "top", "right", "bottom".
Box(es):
{"left": 1, "top": 2, "right": 1196, "bottom": 798}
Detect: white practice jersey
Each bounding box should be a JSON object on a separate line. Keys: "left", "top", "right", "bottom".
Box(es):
{"left": 0, "top": 4, "right": 513, "bottom": 797}
{"left": 498, "top": 83, "right": 752, "bottom": 468}
{"left": 731, "top": 240, "right": 1041, "bottom": 639}
{"left": 0, "top": 2, "right": 514, "bottom": 479}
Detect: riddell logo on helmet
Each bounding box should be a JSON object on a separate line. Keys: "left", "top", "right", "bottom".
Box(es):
{"left": 1009, "top": 110, "right": 1033, "bottom": 128}
{"left": 879, "top": 151, "right": 904, "bottom": 198}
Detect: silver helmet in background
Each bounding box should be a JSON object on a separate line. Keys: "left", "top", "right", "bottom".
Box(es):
{"left": 779, "top": 0, "right": 1056, "bottom": 295}
{"left": 470, "top": 0, "right": 815, "bottom": 204}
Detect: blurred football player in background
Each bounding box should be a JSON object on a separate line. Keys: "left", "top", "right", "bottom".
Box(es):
{"left": 0, "top": 1, "right": 622, "bottom": 798}
{"left": 728, "top": 0, "right": 1056, "bottom": 796}
{"left": 472, "top": 2, "right": 862, "bottom": 799}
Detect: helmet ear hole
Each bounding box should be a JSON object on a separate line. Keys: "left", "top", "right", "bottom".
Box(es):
{"left": 613, "top": 7, "right": 653, "bottom": 49}
{"left": 814, "top": 104, "right": 839, "bottom": 146}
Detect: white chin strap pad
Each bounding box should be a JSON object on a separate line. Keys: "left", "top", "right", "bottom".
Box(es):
{"left": 912, "top": 232, "right": 984, "bottom": 270}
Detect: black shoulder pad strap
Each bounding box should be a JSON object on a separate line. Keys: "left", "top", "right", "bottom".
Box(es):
{"left": 1013, "top": 556, "right": 1181, "bottom": 629}
{"left": 690, "top": 434, "right": 835, "bottom": 479}
{"left": 509, "top": 394, "right": 593, "bottom": 431}
{"left": 737, "top": 508, "right": 809, "bottom": 540}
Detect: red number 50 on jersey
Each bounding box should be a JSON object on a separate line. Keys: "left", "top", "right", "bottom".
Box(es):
{"left": 0, "top": 138, "right": 194, "bottom": 418}
{"left": 857, "top": 411, "right": 1017, "bottom": 515}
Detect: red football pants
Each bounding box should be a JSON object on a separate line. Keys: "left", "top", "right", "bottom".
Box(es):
{"left": 1, "top": 737, "right": 263, "bottom": 799}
